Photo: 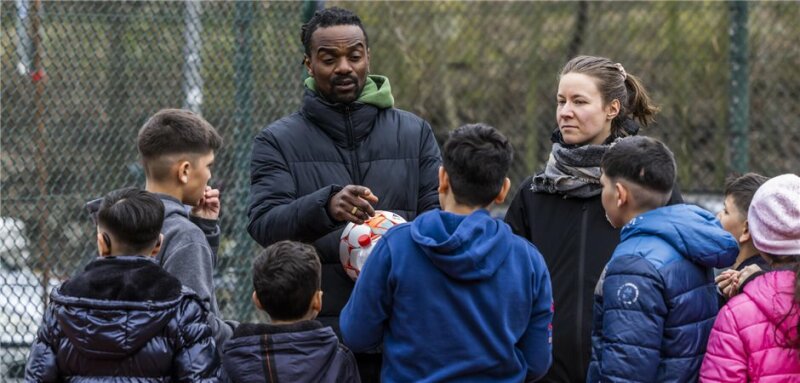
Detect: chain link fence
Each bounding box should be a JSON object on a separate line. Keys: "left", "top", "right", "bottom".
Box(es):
{"left": 1, "top": 1, "right": 798, "bottom": 379}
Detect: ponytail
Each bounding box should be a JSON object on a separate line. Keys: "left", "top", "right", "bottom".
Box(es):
{"left": 622, "top": 73, "right": 659, "bottom": 128}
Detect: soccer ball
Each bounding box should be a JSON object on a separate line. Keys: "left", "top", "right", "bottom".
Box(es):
{"left": 339, "top": 210, "right": 407, "bottom": 280}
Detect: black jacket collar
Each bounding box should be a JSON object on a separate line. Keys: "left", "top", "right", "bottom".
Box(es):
{"left": 300, "top": 89, "right": 379, "bottom": 149}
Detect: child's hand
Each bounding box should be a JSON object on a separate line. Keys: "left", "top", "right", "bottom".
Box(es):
{"left": 716, "top": 269, "right": 740, "bottom": 298}
{"left": 722, "top": 273, "right": 741, "bottom": 298}
{"left": 191, "top": 186, "right": 221, "bottom": 220}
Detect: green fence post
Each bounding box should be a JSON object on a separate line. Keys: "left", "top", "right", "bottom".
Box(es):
{"left": 729, "top": 1, "right": 749, "bottom": 174}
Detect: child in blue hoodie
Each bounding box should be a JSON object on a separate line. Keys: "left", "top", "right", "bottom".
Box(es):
{"left": 340, "top": 123, "right": 553, "bottom": 382}
{"left": 587, "top": 137, "right": 738, "bottom": 382}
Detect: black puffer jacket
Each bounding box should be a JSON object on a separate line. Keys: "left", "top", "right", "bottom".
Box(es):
{"left": 505, "top": 176, "right": 682, "bottom": 383}
{"left": 248, "top": 83, "right": 441, "bottom": 330}
{"left": 24, "top": 256, "right": 220, "bottom": 382}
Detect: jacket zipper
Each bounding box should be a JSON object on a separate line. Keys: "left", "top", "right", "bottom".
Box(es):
{"left": 344, "top": 106, "right": 362, "bottom": 185}
{"left": 577, "top": 202, "right": 588, "bottom": 372}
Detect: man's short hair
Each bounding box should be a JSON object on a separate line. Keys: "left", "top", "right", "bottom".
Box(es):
{"left": 601, "top": 136, "right": 676, "bottom": 208}
{"left": 442, "top": 123, "right": 513, "bottom": 207}
{"left": 253, "top": 241, "right": 321, "bottom": 321}
{"left": 137, "top": 109, "right": 223, "bottom": 181}
{"left": 301, "top": 7, "right": 368, "bottom": 57}
{"left": 724, "top": 173, "right": 769, "bottom": 216}
{"left": 98, "top": 187, "right": 164, "bottom": 253}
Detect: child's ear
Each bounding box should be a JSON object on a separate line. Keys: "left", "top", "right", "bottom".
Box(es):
{"left": 615, "top": 181, "right": 628, "bottom": 208}
{"left": 740, "top": 220, "right": 751, "bottom": 243}
{"left": 149, "top": 234, "right": 164, "bottom": 257}
{"left": 97, "top": 232, "right": 111, "bottom": 256}
{"left": 311, "top": 290, "right": 323, "bottom": 315}
{"left": 437, "top": 166, "right": 449, "bottom": 195}
{"left": 178, "top": 160, "right": 191, "bottom": 184}
{"left": 251, "top": 291, "right": 264, "bottom": 311}
{"left": 493, "top": 177, "right": 512, "bottom": 205}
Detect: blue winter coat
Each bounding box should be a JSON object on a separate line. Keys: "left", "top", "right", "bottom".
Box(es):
{"left": 24, "top": 256, "right": 220, "bottom": 382}
{"left": 340, "top": 209, "right": 553, "bottom": 382}
{"left": 222, "top": 321, "right": 360, "bottom": 383}
{"left": 587, "top": 204, "right": 738, "bottom": 382}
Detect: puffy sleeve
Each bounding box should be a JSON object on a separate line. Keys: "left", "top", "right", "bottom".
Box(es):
{"left": 247, "top": 128, "right": 342, "bottom": 247}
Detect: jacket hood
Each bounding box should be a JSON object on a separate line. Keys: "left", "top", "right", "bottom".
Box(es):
{"left": 304, "top": 74, "right": 394, "bottom": 109}
{"left": 223, "top": 321, "right": 344, "bottom": 382}
{"left": 743, "top": 270, "right": 799, "bottom": 331}
{"left": 156, "top": 193, "right": 191, "bottom": 219}
{"left": 620, "top": 204, "right": 738, "bottom": 268}
{"left": 409, "top": 209, "right": 512, "bottom": 281}
{"left": 52, "top": 256, "right": 183, "bottom": 359}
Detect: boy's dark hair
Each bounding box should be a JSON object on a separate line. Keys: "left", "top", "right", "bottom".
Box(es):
{"left": 724, "top": 173, "right": 769, "bottom": 216}
{"left": 601, "top": 136, "right": 675, "bottom": 207}
{"left": 253, "top": 241, "right": 321, "bottom": 321}
{"left": 442, "top": 123, "right": 513, "bottom": 207}
{"left": 137, "top": 109, "right": 223, "bottom": 181}
{"left": 301, "top": 7, "right": 368, "bottom": 57}
{"left": 98, "top": 187, "right": 164, "bottom": 253}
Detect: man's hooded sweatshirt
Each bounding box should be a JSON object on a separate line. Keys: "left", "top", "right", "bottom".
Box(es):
{"left": 587, "top": 204, "right": 738, "bottom": 382}
{"left": 24, "top": 256, "right": 220, "bottom": 382}
{"left": 340, "top": 209, "right": 553, "bottom": 382}
{"left": 247, "top": 75, "right": 441, "bottom": 333}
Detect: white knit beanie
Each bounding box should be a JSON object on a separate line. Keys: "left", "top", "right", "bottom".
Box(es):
{"left": 748, "top": 173, "right": 800, "bottom": 256}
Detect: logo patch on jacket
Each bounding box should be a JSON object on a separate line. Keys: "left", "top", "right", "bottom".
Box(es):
{"left": 616, "top": 283, "right": 639, "bottom": 306}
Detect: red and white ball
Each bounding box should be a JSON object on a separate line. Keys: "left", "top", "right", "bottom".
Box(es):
{"left": 339, "top": 210, "right": 407, "bottom": 280}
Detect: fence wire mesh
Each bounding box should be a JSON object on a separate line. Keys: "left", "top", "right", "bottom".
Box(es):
{"left": 1, "top": 1, "right": 798, "bottom": 379}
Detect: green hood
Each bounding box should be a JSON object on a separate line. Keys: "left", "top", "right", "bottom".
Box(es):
{"left": 304, "top": 74, "right": 394, "bottom": 109}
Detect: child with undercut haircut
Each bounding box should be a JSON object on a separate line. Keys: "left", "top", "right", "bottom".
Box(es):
{"left": 86, "top": 108, "right": 234, "bottom": 350}
{"left": 26, "top": 187, "right": 220, "bottom": 382}
{"left": 587, "top": 136, "right": 738, "bottom": 382}
{"left": 222, "top": 240, "right": 360, "bottom": 383}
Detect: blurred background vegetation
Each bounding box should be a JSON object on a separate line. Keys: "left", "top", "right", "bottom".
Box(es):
{"left": 1, "top": 0, "right": 798, "bottom": 345}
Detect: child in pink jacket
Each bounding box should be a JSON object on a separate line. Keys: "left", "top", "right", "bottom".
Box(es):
{"left": 701, "top": 174, "right": 800, "bottom": 382}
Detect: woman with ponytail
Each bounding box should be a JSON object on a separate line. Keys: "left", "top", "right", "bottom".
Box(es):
{"left": 701, "top": 174, "right": 800, "bottom": 381}
{"left": 504, "top": 55, "right": 682, "bottom": 382}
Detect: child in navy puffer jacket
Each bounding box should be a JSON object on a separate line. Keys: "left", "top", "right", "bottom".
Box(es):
{"left": 24, "top": 187, "right": 220, "bottom": 382}
{"left": 587, "top": 137, "right": 737, "bottom": 382}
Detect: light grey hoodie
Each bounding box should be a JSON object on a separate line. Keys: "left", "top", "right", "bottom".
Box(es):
{"left": 156, "top": 194, "right": 233, "bottom": 350}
